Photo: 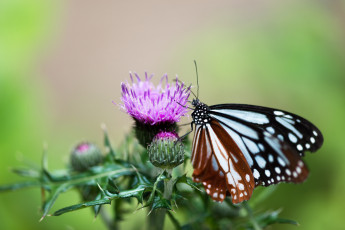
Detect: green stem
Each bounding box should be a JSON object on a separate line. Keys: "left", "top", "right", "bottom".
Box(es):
{"left": 148, "top": 169, "right": 173, "bottom": 230}
{"left": 243, "top": 202, "right": 262, "bottom": 230}
{"left": 100, "top": 207, "right": 118, "bottom": 230}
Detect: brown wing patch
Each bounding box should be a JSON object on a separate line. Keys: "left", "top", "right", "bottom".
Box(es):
{"left": 209, "top": 120, "right": 255, "bottom": 203}
{"left": 191, "top": 125, "right": 212, "bottom": 172}
{"left": 191, "top": 121, "right": 255, "bottom": 204}
{"left": 193, "top": 154, "right": 227, "bottom": 202}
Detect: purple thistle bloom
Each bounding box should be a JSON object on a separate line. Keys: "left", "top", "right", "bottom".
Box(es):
{"left": 153, "top": 131, "right": 179, "bottom": 141}
{"left": 120, "top": 72, "right": 191, "bottom": 125}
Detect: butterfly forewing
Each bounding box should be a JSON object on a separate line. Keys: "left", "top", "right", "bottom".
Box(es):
{"left": 210, "top": 104, "right": 323, "bottom": 155}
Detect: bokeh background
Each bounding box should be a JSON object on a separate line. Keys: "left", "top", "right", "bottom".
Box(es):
{"left": 1, "top": 0, "right": 344, "bottom": 229}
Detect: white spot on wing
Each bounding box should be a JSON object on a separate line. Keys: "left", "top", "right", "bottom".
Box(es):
{"left": 253, "top": 169, "right": 260, "bottom": 179}
{"left": 245, "top": 174, "right": 250, "bottom": 182}
{"left": 213, "top": 192, "right": 218, "bottom": 198}
{"left": 310, "top": 137, "right": 316, "bottom": 144}
{"left": 288, "top": 133, "right": 298, "bottom": 143}
{"left": 274, "top": 111, "right": 284, "bottom": 116}
{"left": 265, "top": 170, "right": 271, "bottom": 177}
{"left": 286, "top": 169, "right": 291, "bottom": 176}
{"left": 227, "top": 173, "right": 235, "bottom": 187}
{"left": 255, "top": 155, "right": 266, "bottom": 168}
{"left": 266, "top": 127, "right": 275, "bottom": 134}
{"left": 277, "top": 157, "right": 286, "bottom": 167}
{"left": 298, "top": 161, "right": 304, "bottom": 167}
{"left": 284, "top": 114, "right": 293, "bottom": 119}
{"left": 296, "top": 167, "right": 301, "bottom": 174}
{"left": 275, "top": 167, "right": 281, "bottom": 174}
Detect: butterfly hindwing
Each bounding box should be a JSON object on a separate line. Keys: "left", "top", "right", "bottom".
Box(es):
{"left": 191, "top": 125, "right": 227, "bottom": 202}
{"left": 191, "top": 120, "right": 255, "bottom": 203}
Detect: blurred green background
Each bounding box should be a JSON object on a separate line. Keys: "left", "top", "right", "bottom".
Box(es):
{"left": 1, "top": 0, "right": 344, "bottom": 229}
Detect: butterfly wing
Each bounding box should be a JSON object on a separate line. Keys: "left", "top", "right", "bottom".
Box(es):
{"left": 191, "top": 120, "right": 255, "bottom": 203}
{"left": 208, "top": 104, "right": 323, "bottom": 187}
{"left": 210, "top": 104, "right": 323, "bottom": 155}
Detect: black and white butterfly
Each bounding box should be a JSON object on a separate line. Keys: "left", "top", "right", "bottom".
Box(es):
{"left": 187, "top": 64, "right": 324, "bottom": 204}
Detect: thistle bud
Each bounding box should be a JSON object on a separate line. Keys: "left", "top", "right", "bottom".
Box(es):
{"left": 70, "top": 142, "right": 103, "bottom": 172}
{"left": 148, "top": 131, "right": 184, "bottom": 169}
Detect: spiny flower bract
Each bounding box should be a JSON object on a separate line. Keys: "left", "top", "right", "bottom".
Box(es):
{"left": 120, "top": 72, "right": 191, "bottom": 125}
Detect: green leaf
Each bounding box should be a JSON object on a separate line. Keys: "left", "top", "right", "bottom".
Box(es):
{"left": 0, "top": 181, "right": 40, "bottom": 192}
{"left": 11, "top": 168, "right": 40, "bottom": 178}
{"left": 255, "top": 209, "right": 299, "bottom": 228}
{"left": 92, "top": 192, "right": 102, "bottom": 217}
{"left": 150, "top": 195, "right": 172, "bottom": 211}
{"left": 40, "top": 184, "right": 72, "bottom": 221}
{"left": 116, "top": 182, "right": 149, "bottom": 203}
{"left": 107, "top": 177, "right": 120, "bottom": 194}
{"left": 174, "top": 174, "right": 201, "bottom": 192}
{"left": 52, "top": 197, "right": 111, "bottom": 216}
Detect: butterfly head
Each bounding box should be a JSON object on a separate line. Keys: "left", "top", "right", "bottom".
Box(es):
{"left": 191, "top": 98, "right": 201, "bottom": 107}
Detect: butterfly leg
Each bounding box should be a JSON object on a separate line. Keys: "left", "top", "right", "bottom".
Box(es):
{"left": 176, "top": 122, "right": 194, "bottom": 143}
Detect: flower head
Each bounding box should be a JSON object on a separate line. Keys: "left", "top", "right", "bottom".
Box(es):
{"left": 120, "top": 72, "right": 191, "bottom": 125}
{"left": 70, "top": 142, "right": 103, "bottom": 172}
{"left": 148, "top": 131, "right": 184, "bottom": 169}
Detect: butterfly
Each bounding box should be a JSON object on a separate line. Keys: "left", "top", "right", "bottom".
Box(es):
{"left": 190, "top": 100, "right": 323, "bottom": 204}
{"left": 187, "top": 64, "right": 323, "bottom": 204}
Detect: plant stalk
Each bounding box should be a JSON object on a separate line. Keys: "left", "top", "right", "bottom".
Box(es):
{"left": 100, "top": 207, "right": 119, "bottom": 230}
{"left": 148, "top": 169, "right": 173, "bottom": 230}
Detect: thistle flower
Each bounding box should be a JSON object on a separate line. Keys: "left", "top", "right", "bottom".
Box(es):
{"left": 148, "top": 131, "right": 184, "bottom": 169}
{"left": 70, "top": 142, "right": 103, "bottom": 172}
{"left": 120, "top": 72, "right": 191, "bottom": 146}
{"left": 120, "top": 72, "right": 191, "bottom": 125}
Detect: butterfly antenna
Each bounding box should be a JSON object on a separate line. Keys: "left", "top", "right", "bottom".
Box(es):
{"left": 174, "top": 99, "right": 194, "bottom": 110}
{"left": 174, "top": 79, "right": 197, "bottom": 99}
{"left": 194, "top": 60, "right": 199, "bottom": 99}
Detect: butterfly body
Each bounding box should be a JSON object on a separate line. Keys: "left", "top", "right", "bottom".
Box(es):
{"left": 191, "top": 99, "right": 211, "bottom": 125}
{"left": 190, "top": 100, "right": 323, "bottom": 204}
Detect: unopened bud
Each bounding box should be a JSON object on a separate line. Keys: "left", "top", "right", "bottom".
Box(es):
{"left": 70, "top": 142, "right": 103, "bottom": 172}
{"left": 148, "top": 131, "right": 184, "bottom": 169}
